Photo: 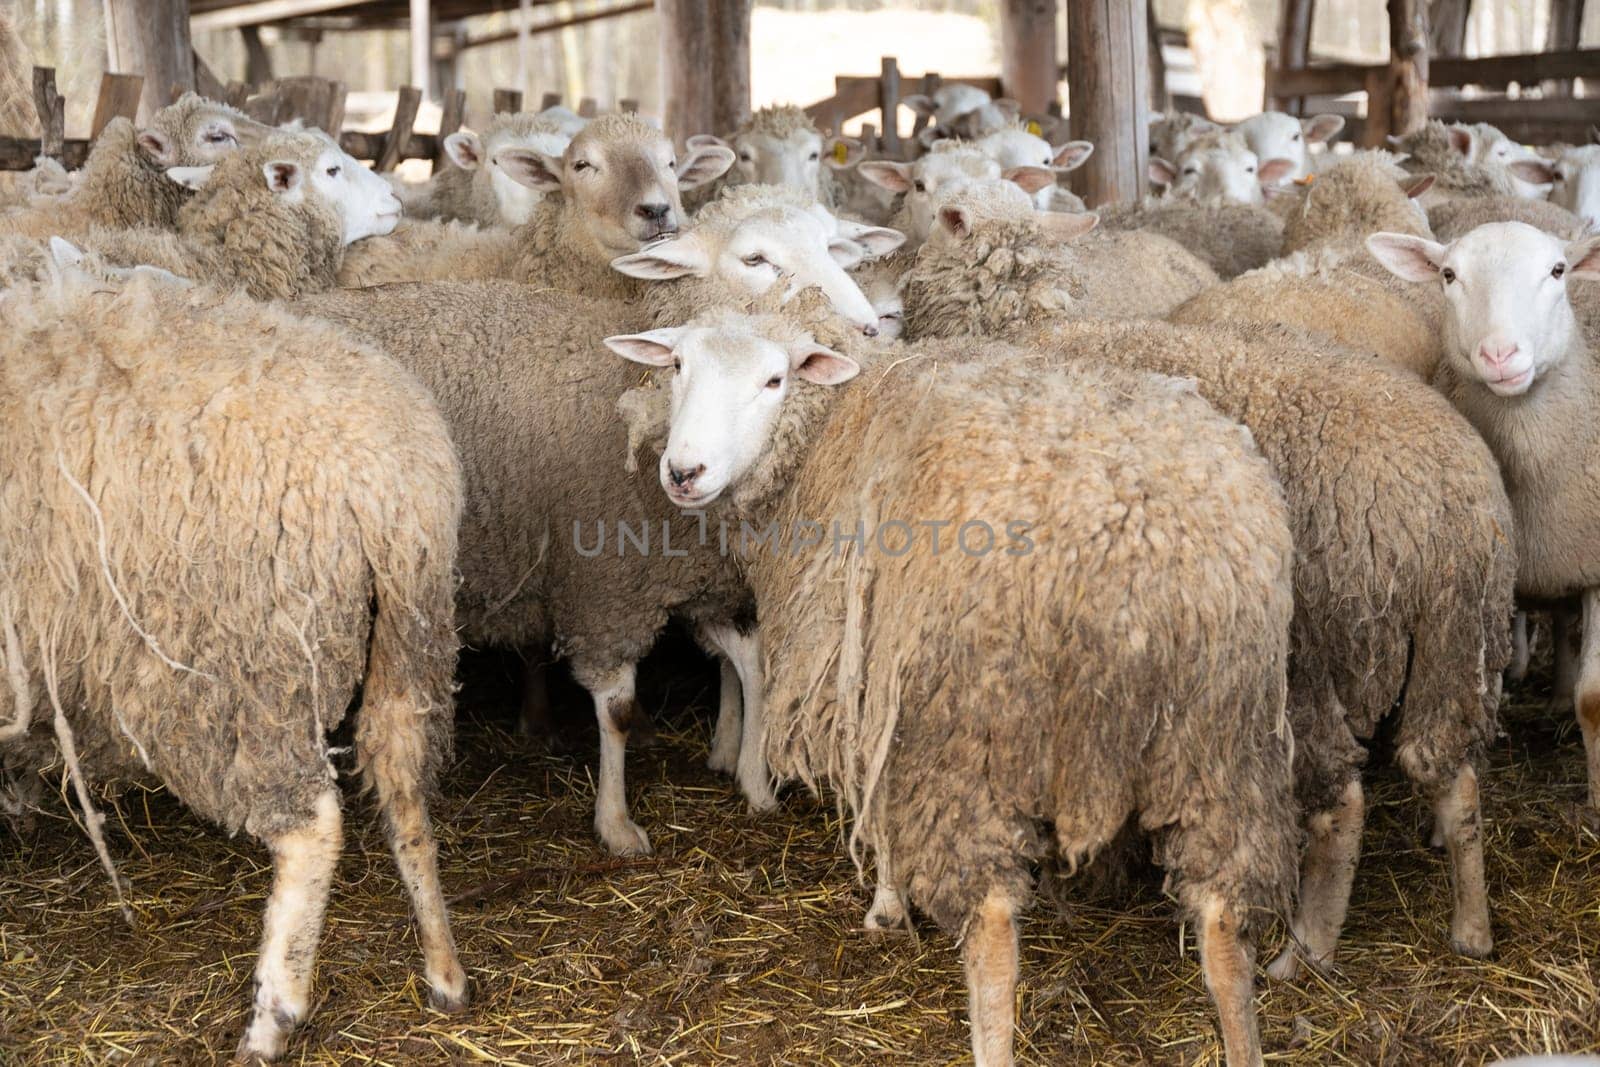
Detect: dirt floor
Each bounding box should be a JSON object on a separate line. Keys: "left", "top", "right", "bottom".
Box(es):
{"left": 2, "top": 630, "right": 1597, "bottom": 1066}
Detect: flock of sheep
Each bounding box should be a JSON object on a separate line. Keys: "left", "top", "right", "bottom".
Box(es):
{"left": 0, "top": 73, "right": 1598, "bottom": 1066}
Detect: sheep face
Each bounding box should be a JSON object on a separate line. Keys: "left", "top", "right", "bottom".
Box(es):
{"left": 445, "top": 122, "right": 575, "bottom": 225}
{"left": 305, "top": 144, "right": 403, "bottom": 243}
{"left": 1149, "top": 132, "right": 1292, "bottom": 205}
{"left": 1368, "top": 222, "right": 1600, "bottom": 397}
{"left": 611, "top": 206, "right": 884, "bottom": 333}
{"left": 1516, "top": 146, "right": 1600, "bottom": 231}
{"left": 974, "top": 129, "right": 1093, "bottom": 209}
{"left": 859, "top": 148, "right": 1007, "bottom": 243}
{"left": 604, "top": 320, "right": 859, "bottom": 508}
{"left": 137, "top": 96, "right": 270, "bottom": 169}
{"left": 860, "top": 270, "right": 905, "bottom": 339}
{"left": 1465, "top": 123, "right": 1550, "bottom": 200}
{"left": 904, "top": 84, "right": 995, "bottom": 130}
{"left": 1233, "top": 111, "right": 1343, "bottom": 182}
{"left": 497, "top": 114, "right": 735, "bottom": 256}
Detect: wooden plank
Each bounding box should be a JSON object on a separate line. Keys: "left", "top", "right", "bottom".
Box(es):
{"left": 1545, "top": 0, "right": 1586, "bottom": 95}
{"left": 879, "top": 56, "right": 902, "bottom": 156}
{"left": 0, "top": 137, "right": 92, "bottom": 170}
{"left": 273, "top": 76, "right": 346, "bottom": 130}
{"left": 463, "top": 1, "right": 655, "bottom": 49}
{"left": 1429, "top": 0, "right": 1471, "bottom": 58}
{"left": 104, "top": 0, "right": 194, "bottom": 122}
{"left": 1273, "top": 0, "right": 1315, "bottom": 111}
{"left": 709, "top": 0, "right": 751, "bottom": 137}
{"left": 619, "top": 98, "right": 639, "bottom": 113}
{"left": 338, "top": 129, "right": 438, "bottom": 162}
{"left": 377, "top": 85, "right": 423, "bottom": 172}
{"left": 436, "top": 88, "right": 467, "bottom": 165}
{"left": 410, "top": 0, "right": 433, "bottom": 99}
{"left": 32, "top": 68, "right": 64, "bottom": 163}
{"left": 1148, "top": 0, "right": 1170, "bottom": 112}
{"left": 325, "top": 81, "right": 348, "bottom": 132}
{"left": 1363, "top": 66, "right": 1393, "bottom": 146}
{"left": 578, "top": 97, "right": 598, "bottom": 118}
{"left": 193, "top": 52, "right": 228, "bottom": 102}
{"left": 909, "top": 72, "right": 941, "bottom": 141}
{"left": 1000, "top": 0, "right": 1059, "bottom": 116}
{"left": 1387, "top": 0, "right": 1429, "bottom": 137}
{"left": 91, "top": 73, "right": 144, "bottom": 139}
{"left": 1272, "top": 48, "right": 1600, "bottom": 98}
{"left": 1067, "top": 0, "right": 1149, "bottom": 206}
{"left": 494, "top": 88, "right": 524, "bottom": 113}
{"left": 191, "top": 0, "right": 370, "bottom": 32}
{"left": 225, "top": 81, "right": 253, "bottom": 109}
{"left": 541, "top": 92, "right": 562, "bottom": 109}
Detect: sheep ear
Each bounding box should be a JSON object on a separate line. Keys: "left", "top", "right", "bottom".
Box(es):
{"left": 1257, "top": 157, "right": 1296, "bottom": 185}
{"left": 1051, "top": 140, "right": 1094, "bottom": 170}
{"left": 837, "top": 223, "right": 905, "bottom": 257}
{"left": 1037, "top": 211, "right": 1098, "bottom": 242}
{"left": 1509, "top": 159, "right": 1557, "bottom": 186}
{"left": 827, "top": 237, "right": 866, "bottom": 270}
{"left": 685, "top": 134, "right": 730, "bottom": 151}
{"left": 610, "top": 232, "right": 712, "bottom": 280}
{"left": 1566, "top": 235, "right": 1600, "bottom": 281}
{"left": 1385, "top": 134, "right": 1406, "bottom": 149}
{"left": 497, "top": 148, "right": 564, "bottom": 191}
{"left": 1302, "top": 114, "right": 1345, "bottom": 145}
{"left": 444, "top": 131, "right": 484, "bottom": 169}
{"left": 604, "top": 328, "right": 685, "bottom": 367}
{"left": 902, "top": 94, "right": 936, "bottom": 118}
{"left": 1400, "top": 173, "right": 1436, "bottom": 199}
{"left": 824, "top": 136, "right": 865, "bottom": 170}
{"left": 47, "top": 236, "right": 86, "bottom": 271}
{"left": 1148, "top": 158, "right": 1178, "bottom": 188}
{"left": 165, "top": 165, "right": 215, "bottom": 190}
{"left": 937, "top": 204, "right": 974, "bottom": 239}
{"left": 858, "top": 160, "right": 913, "bottom": 194}
{"left": 1367, "top": 232, "right": 1448, "bottom": 283}
{"left": 1447, "top": 126, "right": 1474, "bottom": 158}
{"left": 137, "top": 129, "right": 177, "bottom": 165}
{"left": 787, "top": 341, "right": 859, "bottom": 385}
{"left": 677, "top": 144, "right": 735, "bottom": 189}
{"left": 1003, "top": 165, "right": 1056, "bottom": 196}
{"left": 263, "top": 160, "right": 302, "bottom": 194}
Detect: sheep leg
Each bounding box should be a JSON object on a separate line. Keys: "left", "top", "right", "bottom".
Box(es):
{"left": 698, "top": 622, "right": 777, "bottom": 813}
{"left": 1577, "top": 591, "right": 1600, "bottom": 813}
{"left": 517, "top": 646, "right": 554, "bottom": 742}
{"left": 706, "top": 656, "right": 743, "bottom": 775}
{"left": 1433, "top": 763, "right": 1492, "bottom": 958}
{"left": 238, "top": 790, "right": 342, "bottom": 1063}
{"left": 380, "top": 780, "right": 468, "bottom": 1012}
{"left": 1198, "top": 892, "right": 1263, "bottom": 1067}
{"left": 864, "top": 849, "right": 909, "bottom": 932}
{"left": 1507, "top": 611, "right": 1530, "bottom": 683}
{"left": 1267, "top": 777, "right": 1364, "bottom": 981}
{"left": 1554, "top": 608, "right": 1579, "bottom": 708}
{"left": 589, "top": 664, "right": 651, "bottom": 856}
{"left": 962, "top": 890, "right": 1018, "bottom": 1067}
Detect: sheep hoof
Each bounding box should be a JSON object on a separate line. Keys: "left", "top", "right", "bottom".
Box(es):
{"left": 1450, "top": 927, "right": 1493, "bottom": 960}
{"left": 428, "top": 980, "right": 471, "bottom": 1014}
{"left": 1265, "top": 947, "right": 1302, "bottom": 982}
{"left": 706, "top": 745, "right": 739, "bottom": 775}
{"left": 863, "top": 897, "right": 909, "bottom": 934}
{"left": 597, "top": 817, "right": 652, "bottom": 857}
{"left": 235, "top": 1008, "right": 296, "bottom": 1064}
{"left": 741, "top": 780, "right": 779, "bottom": 814}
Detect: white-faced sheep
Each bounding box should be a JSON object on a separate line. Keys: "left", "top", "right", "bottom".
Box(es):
{"left": 606, "top": 309, "right": 1299, "bottom": 1067}
{"left": 1149, "top": 128, "right": 1295, "bottom": 204}
{"left": 1507, "top": 144, "right": 1600, "bottom": 232}
{"left": 0, "top": 263, "right": 468, "bottom": 1062}
{"left": 899, "top": 189, "right": 1517, "bottom": 973}
{"left": 970, "top": 123, "right": 1093, "bottom": 211}
{"left": 1233, "top": 111, "right": 1345, "bottom": 182}
{"left": 0, "top": 94, "right": 269, "bottom": 239}
{"left": 1370, "top": 221, "right": 1600, "bottom": 816}
{"left": 1390, "top": 120, "right": 1525, "bottom": 204}
{"left": 904, "top": 84, "right": 1021, "bottom": 146}
{"left": 400, "top": 111, "right": 577, "bottom": 226}
{"left": 337, "top": 112, "right": 735, "bottom": 294}
{"left": 856, "top": 145, "right": 1055, "bottom": 249}
{"left": 685, "top": 104, "right": 861, "bottom": 210}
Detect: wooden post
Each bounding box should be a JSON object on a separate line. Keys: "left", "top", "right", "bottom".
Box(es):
{"left": 1546, "top": 0, "right": 1586, "bottom": 95}
{"left": 91, "top": 73, "right": 144, "bottom": 139}
{"left": 436, "top": 87, "right": 467, "bottom": 165}
{"left": 879, "top": 56, "right": 902, "bottom": 157}
{"left": 1148, "top": 0, "right": 1171, "bottom": 113}
{"left": 540, "top": 91, "right": 563, "bottom": 110}
{"left": 1067, "top": 0, "right": 1150, "bottom": 207}
{"left": 494, "top": 88, "right": 524, "bottom": 113}
{"left": 1362, "top": 65, "right": 1394, "bottom": 146}
{"left": 1387, "top": 0, "right": 1429, "bottom": 138}
{"left": 1429, "top": 0, "right": 1472, "bottom": 58}
{"left": 32, "top": 68, "right": 64, "bottom": 163}
{"left": 103, "top": 0, "right": 194, "bottom": 123}
{"left": 578, "top": 97, "right": 598, "bottom": 117}
{"left": 242, "top": 25, "right": 273, "bottom": 86}
{"left": 620, "top": 98, "right": 639, "bottom": 113}
{"left": 224, "top": 81, "right": 252, "bottom": 110}
{"left": 1000, "top": 0, "right": 1059, "bottom": 116}
{"left": 410, "top": 0, "right": 433, "bottom": 100}
{"left": 376, "top": 85, "right": 422, "bottom": 172}
{"left": 1274, "top": 0, "right": 1316, "bottom": 112}
{"left": 660, "top": 0, "right": 750, "bottom": 142}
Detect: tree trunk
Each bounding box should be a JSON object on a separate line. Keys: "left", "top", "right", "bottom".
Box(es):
{"left": 1067, "top": 0, "right": 1150, "bottom": 207}
{"left": 103, "top": 0, "right": 194, "bottom": 122}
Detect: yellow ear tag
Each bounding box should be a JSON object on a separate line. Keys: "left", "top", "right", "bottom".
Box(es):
{"left": 1025, "top": 120, "right": 1043, "bottom": 136}
{"left": 1294, "top": 173, "right": 1316, "bottom": 186}
{"left": 833, "top": 141, "right": 849, "bottom": 164}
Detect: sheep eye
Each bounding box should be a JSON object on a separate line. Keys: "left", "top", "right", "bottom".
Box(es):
{"left": 913, "top": 180, "right": 926, "bottom": 193}
{"left": 1182, "top": 166, "right": 1198, "bottom": 176}
{"left": 765, "top": 375, "right": 783, "bottom": 389}
{"left": 742, "top": 253, "right": 766, "bottom": 267}
{"left": 326, "top": 165, "right": 340, "bottom": 177}
{"left": 808, "top": 152, "right": 819, "bottom": 161}
{"left": 1291, "top": 132, "right": 1301, "bottom": 142}
{"left": 739, "top": 152, "right": 752, "bottom": 162}
{"left": 573, "top": 160, "right": 593, "bottom": 172}
{"left": 1245, "top": 165, "right": 1256, "bottom": 173}
{"left": 668, "top": 159, "right": 677, "bottom": 170}
{"left": 1553, "top": 263, "right": 1567, "bottom": 280}
{"left": 671, "top": 357, "right": 682, "bottom": 371}
{"left": 1441, "top": 267, "right": 1456, "bottom": 283}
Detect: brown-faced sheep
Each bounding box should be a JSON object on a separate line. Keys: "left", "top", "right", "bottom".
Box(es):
{"left": 899, "top": 192, "right": 1516, "bottom": 974}
{"left": 0, "top": 265, "right": 467, "bottom": 1062}
{"left": 0, "top": 94, "right": 269, "bottom": 238}
{"left": 607, "top": 309, "right": 1299, "bottom": 1067}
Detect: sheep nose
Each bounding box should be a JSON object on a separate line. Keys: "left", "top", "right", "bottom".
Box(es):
{"left": 636, "top": 202, "right": 670, "bottom": 222}
{"left": 862, "top": 323, "right": 879, "bottom": 337}
{"left": 667, "top": 462, "right": 704, "bottom": 489}
{"left": 1478, "top": 339, "right": 1520, "bottom": 367}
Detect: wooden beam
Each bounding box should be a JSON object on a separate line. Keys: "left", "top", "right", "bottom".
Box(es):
{"left": 1386, "top": 0, "right": 1429, "bottom": 137}
{"left": 494, "top": 88, "right": 524, "bottom": 112}
{"left": 103, "top": 0, "right": 194, "bottom": 123}
{"left": 463, "top": 1, "right": 653, "bottom": 49}
{"left": 376, "top": 85, "right": 422, "bottom": 171}
{"left": 1147, "top": 0, "right": 1170, "bottom": 113}
{"left": 1271, "top": 47, "right": 1600, "bottom": 98}
{"left": 540, "top": 91, "right": 562, "bottom": 109}
{"left": 1000, "top": 0, "right": 1059, "bottom": 116}
{"left": 242, "top": 26, "right": 274, "bottom": 85}
{"left": 1429, "top": 0, "right": 1471, "bottom": 58}
{"left": 191, "top": 0, "right": 370, "bottom": 31}
{"left": 436, "top": 87, "right": 467, "bottom": 165}
{"left": 410, "top": 0, "right": 433, "bottom": 100}
{"left": 1546, "top": 0, "right": 1586, "bottom": 95}
{"left": 878, "top": 56, "right": 902, "bottom": 156}
{"left": 32, "top": 68, "right": 64, "bottom": 163}
{"left": 90, "top": 73, "right": 144, "bottom": 139}
{"left": 709, "top": 0, "right": 751, "bottom": 137}
{"left": 1067, "top": 0, "right": 1149, "bottom": 206}
{"left": 1273, "top": 0, "right": 1316, "bottom": 112}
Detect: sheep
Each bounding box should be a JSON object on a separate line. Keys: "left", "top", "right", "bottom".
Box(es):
{"left": 1097, "top": 197, "right": 1284, "bottom": 278}
{"left": 1233, "top": 111, "right": 1346, "bottom": 181}
{"left": 856, "top": 144, "right": 1055, "bottom": 249}
{"left": 1149, "top": 110, "right": 1218, "bottom": 165}
{"left": 1428, "top": 194, "right": 1587, "bottom": 242}
{"left": 0, "top": 263, "right": 468, "bottom": 1061}
{"left": 684, "top": 104, "right": 861, "bottom": 211}
{"left": 1369, "top": 221, "right": 1600, "bottom": 819}
{"left": 605, "top": 307, "right": 1300, "bottom": 1067}
{"left": 903, "top": 84, "right": 1021, "bottom": 146}
{"left": 900, "top": 188, "right": 1517, "bottom": 972}
{"left": 399, "top": 111, "right": 577, "bottom": 227}
{"left": 1463, "top": 122, "right": 1553, "bottom": 200}
{"left": 336, "top": 111, "right": 734, "bottom": 294}
{"left": 970, "top": 123, "right": 1093, "bottom": 211}
{"left": 1390, "top": 120, "right": 1522, "bottom": 204}
{"left": 0, "top": 94, "right": 269, "bottom": 239}
{"left": 1148, "top": 128, "right": 1295, "bottom": 204}
{"left": 1506, "top": 145, "right": 1600, "bottom": 232}
{"left": 898, "top": 181, "right": 1218, "bottom": 338}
